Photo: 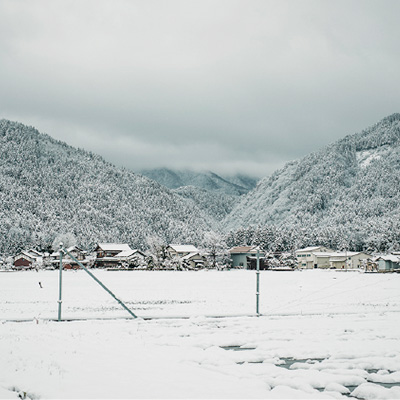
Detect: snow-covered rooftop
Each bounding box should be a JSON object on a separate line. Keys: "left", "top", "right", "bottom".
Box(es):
{"left": 377, "top": 255, "right": 400, "bottom": 262}
{"left": 169, "top": 245, "right": 199, "bottom": 253}
{"left": 97, "top": 243, "right": 132, "bottom": 252}
{"left": 27, "top": 249, "right": 43, "bottom": 257}
{"left": 296, "top": 246, "right": 328, "bottom": 253}
{"left": 228, "top": 246, "right": 258, "bottom": 254}
{"left": 52, "top": 246, "right": 84, "bottom": 257}
{"left": 329, "top": 257, "right": 347, "bottom": 262}
{"left": 15, "top": 251, "right": 37, "bottom": 260}
{"left": 181, "top": 252, "right": 201, "bottom": 260}
{"left": 117, "top": 249, "right": 142, "bottom": 258}
{"left": 313, "top": 251, "right": 365, "bottom": 258}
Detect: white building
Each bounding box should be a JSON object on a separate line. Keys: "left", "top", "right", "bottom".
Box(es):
{"left": 296, "top": 246, "right": 370, "bottom": 269}
{"left": 295, "top": 246, "right": 333, "bottom": 269}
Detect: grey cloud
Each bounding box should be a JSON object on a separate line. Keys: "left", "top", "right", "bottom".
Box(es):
{"left": 0, "top": 0, "right": 399, "bottom": 177}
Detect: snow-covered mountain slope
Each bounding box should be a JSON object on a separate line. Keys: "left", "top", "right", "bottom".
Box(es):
{"left": 223, "top": 114, "right": 400, "bottom": 251}
{"left": 3, "top": 113, "right": 400, "bottom": 256}
{"left": 0, "top": 120, "right": 217, "bottom": 255}
{"left": 172, "top": 186, "right": 236, "bottom": 221}
{"left": 139, "top": 169, "right": 258, "bottom": 222}
{"left": 140, "top": 168, "right": 257, "bottom": 195}
{"left": 221, "top": 174, "right": 258, "bottom": 192}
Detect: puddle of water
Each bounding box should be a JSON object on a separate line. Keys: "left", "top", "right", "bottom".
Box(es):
{"left": 220, "top": 351, "right": 400, "bottom": 394}
{"left": 220, "top": 345, "right": 263, "bottom": 365}
{"left": 220, "top": 345, "right": 256, "bottom": 351}
{"left": 278, "top": 357, "right": 324, "bottom": 369}
{"left": 274, "top": 359, "right": 400, "bottom": 397}
{"left": 236, "top": 361, "right": 263, "bottom": 365}
{"left": 366, "top": 369, "right": 380, "bottom": 374}
{"left": 367, "top": 382, "right": 400, "bottom": 389}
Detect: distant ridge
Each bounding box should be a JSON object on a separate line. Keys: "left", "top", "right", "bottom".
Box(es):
{"left": 139, "top": 168, "right": 257, "bottom": 196}
{"left": 172, "top": 185, "right": 237, "bottom": 220}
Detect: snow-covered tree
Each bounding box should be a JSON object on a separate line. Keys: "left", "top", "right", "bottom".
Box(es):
{"left": 52, "top": 233, "right": 77, "bottom": 252}
{"left": 201, "top": 231, "right": 229, "bottom": 269}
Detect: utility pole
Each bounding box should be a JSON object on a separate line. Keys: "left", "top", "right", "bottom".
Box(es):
{"left": 58, "top": 242, "right": 63, "bottom": 321}
{"left": 256, "top": 248, "right": 260, "bottom": 316}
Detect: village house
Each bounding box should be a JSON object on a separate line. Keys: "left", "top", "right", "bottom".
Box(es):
{"left": 376, "top": 255, "right": 400, "bottom": 272}
{"left": 13, "top": 249, "right": 43, "bottom": 270}
{"left": 180, "top": 252, "right": 206, "bottom": 269}
{"left": 228, "top": 246, "right": 264, "bottom": 269}
{"left": 166, "top": 244, "right": 199, "bottom": 258}
{"left": 94, "top": 243, "right": 144, "bottom": 268}
{"left": 115, "top": 248, "right": 146, "bottom": 267}
{"left": 166, "top": 244, "right": 206, "bottom": 269}
{"left": 49, "top": 245, "right": 88, "bottom": 269}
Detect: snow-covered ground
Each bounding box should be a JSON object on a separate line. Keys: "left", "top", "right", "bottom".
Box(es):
{"left": 1, "top": 269, "right": 400, "bottom": 399}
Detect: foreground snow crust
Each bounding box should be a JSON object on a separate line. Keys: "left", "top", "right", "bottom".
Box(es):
{"left": 1, "top": 269, "right": 400, "bottom": 399}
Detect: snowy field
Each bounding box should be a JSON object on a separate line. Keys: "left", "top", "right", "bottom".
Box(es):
{"left": 1, "top": 269, "right": 400, "bottom": 399}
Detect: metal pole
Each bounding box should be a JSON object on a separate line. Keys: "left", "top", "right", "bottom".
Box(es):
{"left": 61, "top": 247, "right": 138, "bottom": 319}
{"left": 58, "top": 243, "right": 63, "bottom": 321}
{"left": 256, "top": 248, "right": 260, "bottom": 316}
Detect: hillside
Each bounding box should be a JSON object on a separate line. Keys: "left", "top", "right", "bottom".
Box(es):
{"left": 0, "top": 120, "right": 218, "bottom": 255}
{"left": 139, "top": 168, "right": 256, "bottom": 195}
{"left": 3, "top": 114, "right": 400, "bottom": 256}
{"left": 223, "top": 114, "right": 400, "bottom": 252}
{"left": 172, "top": 186, "right": 236, "bottom": 220}
{"left": 140, "top": 168, "right": 257, "bottom": 222}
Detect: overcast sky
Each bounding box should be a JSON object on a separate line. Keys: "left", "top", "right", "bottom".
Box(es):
{"left": 1, "top": 0, "right": 399, "bottom": 177}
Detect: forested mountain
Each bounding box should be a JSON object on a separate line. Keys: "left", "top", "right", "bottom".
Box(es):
{"left": 172, "top": 186, "right": 236, "bottom": 220}
{"left": 140, "top": 168, "right": 257, "bottom": 195}
{"left": 0, "top": 120, "right": 218, "bottom": 255}
{"left": 3, "top": 114, "right": 400, "bottom": 257}
{"left": 139, "top": 169, "right": 257, "bottom": 222}
{"left": 221, "top": 174, "right": 258, "bottom": 192}
{"left": 223, "top": 114, "right": 400, "bottom": 253}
